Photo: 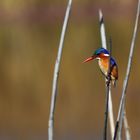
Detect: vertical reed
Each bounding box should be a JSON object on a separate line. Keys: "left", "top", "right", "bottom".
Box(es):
{"left": 99, "top": 10, "right": 115, "bottom": 140}
{"left": 48, "top": 1, "right": 72, "bottom": 140}
{"left": 114, "top": 0, "right": 140, "bottom": 139}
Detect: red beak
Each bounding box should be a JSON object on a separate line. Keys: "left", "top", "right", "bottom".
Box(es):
{"left": 83, "top": 55, "right": 96, "bottom": 63}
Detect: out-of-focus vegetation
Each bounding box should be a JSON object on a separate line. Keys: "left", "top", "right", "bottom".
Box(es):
{"left": 0, "top": 0, "right": 139, "bottom": 140}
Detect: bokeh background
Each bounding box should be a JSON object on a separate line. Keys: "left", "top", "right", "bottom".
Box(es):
{"left": 0, "top": 0, "right": 140, "bottom": 140}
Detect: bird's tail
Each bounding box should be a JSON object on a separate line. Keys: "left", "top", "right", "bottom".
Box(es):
{"left": 112, "top": 79, "right": 117, "bottom": 87}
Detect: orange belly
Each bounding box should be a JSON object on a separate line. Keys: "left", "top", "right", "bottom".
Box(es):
{"left": 98, "top": 58, "right": 118, "bottom": 80}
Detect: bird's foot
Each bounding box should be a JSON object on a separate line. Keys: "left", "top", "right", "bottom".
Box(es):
{"left": 106, "top": 76, "right": 111, "bottom": 86}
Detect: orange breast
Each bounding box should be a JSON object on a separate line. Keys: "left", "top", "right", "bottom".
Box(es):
{"left": 98, "top": 55, "right": 118, "bottom": 80}
{"left": 98, "top": 57, "right": 109, "bottom": 76}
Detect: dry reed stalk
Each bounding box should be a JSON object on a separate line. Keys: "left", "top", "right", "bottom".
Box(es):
{"left": 114, "top": 0, "right": 140, "bottom": 139}
{"left": 99, "top": 10, "right": 115, "bottom": 140}
{"left": 48, "top": 1, "right": 72, "bottom": 140}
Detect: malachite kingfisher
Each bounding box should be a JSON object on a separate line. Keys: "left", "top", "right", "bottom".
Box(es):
{"left": 83, "top": 48, "right": 118, "bottom": 86}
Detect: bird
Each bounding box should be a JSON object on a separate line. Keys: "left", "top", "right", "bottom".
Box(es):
{"left": 83, "top": 48, "right": 118, "bottom": 86}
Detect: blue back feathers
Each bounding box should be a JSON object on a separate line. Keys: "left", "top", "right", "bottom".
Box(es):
{"left": 110, "top": 57, "right": 117, "bottom": 67}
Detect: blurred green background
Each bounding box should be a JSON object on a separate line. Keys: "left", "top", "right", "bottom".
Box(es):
{"left": 0, "top": 0, "right": 140, "bottom": 140}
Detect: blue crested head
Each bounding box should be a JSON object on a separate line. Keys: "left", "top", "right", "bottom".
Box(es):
{"left": 83, "top": 48, "right": 111, "bottom": 63}
{"left": 93, "top": 48, "right": 109, "bottom": 56}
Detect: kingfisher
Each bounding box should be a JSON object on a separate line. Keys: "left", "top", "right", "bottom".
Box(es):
{"left": 83, "top": 48, "right": 118, "bottom": 86}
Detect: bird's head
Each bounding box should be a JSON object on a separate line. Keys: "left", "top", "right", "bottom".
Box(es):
{"left": 83, "top": 48, "right": 110, "bottom": 63}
